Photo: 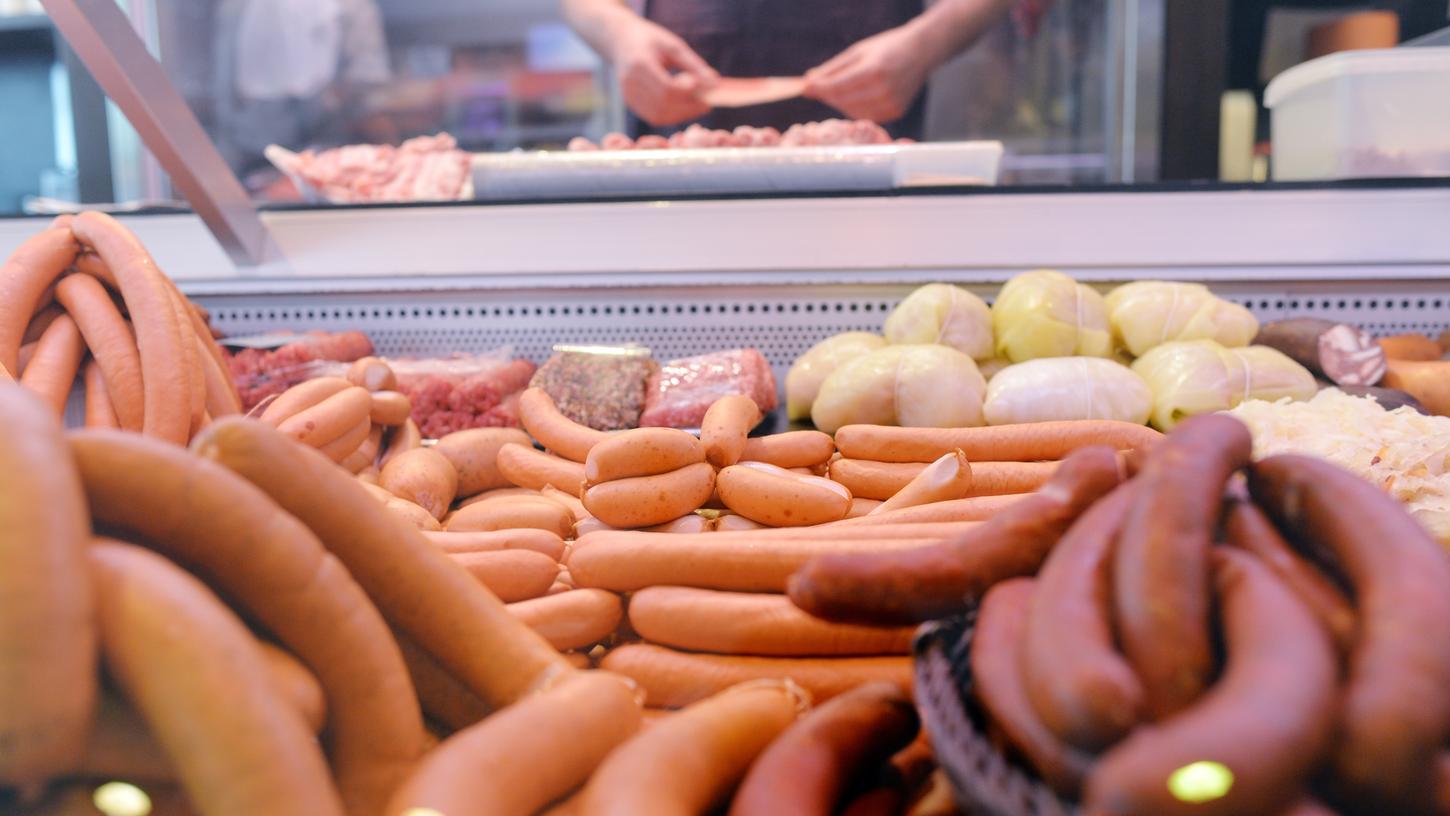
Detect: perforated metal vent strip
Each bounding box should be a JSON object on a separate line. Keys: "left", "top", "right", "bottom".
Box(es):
{"left": 199, "top": 282, "right": 1450, "bottom": 381}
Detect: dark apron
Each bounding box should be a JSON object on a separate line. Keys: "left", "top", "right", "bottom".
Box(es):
{"left": 634, "top": 0, "right": 927, "bottom": 139}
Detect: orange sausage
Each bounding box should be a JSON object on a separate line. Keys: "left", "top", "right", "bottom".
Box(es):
{"left": 278, "top": 386, "right": 373, "bottom": 448}
{"left": 729, "top": 682, "right": 918, "bottom": 816}
{"left": 196, "top": 331, "right": 242, "bottom": 421}
{"left": 583, "top": 461, "right": 716, "bottom": 528}
{"left": 393, "top": 629, "right": 491, "bottom": 733}
{"left": 584, "top": 427, "right": 705, "bottom": 484}
{"left": 717, "top": 462, "right": 852, "bottom": 527}
{"left": 257, "top": 642, "right": 328, "bottom": 735}
{"left": 507, "top": 589, "right": 623, "bottom": 650}
{"left": 385, "top": 671, "right": 642, "bottom": 816}
{"left": 387, "top": 498, "right": 444, "bottom": 531}
{"left": 519, "top": 387, "right": 609, "bottom": 462}
{"left": 567, "top": 526, "right": 975, "bottom": 593}
{"left": 835, "top": 420, "right": 1162, "bottom": 463}
{"left": 54, "top": 272, "right": 144, "bottom": 430}
{"left": 601, "top": 644, "right": 911, "bottom": 708}
{"left": 74, "top": 430, "right": 427, "bottom": 815}
{"left": 445, "top": 496, "right": 574, "bottom": 538}
{"left": 844, "top": 498, "right": 882, "bottom": 518}
{"left": 830, "top": 493, "right": 1024, "bottom": 527}
{"left": 380, "top": 448, "right": 459, "bottom": 520}
{"left": 90, "top": 541, "right": 344, "bottom": 816}
{"left": 423, "top": 529, "right": 568, "bottom": 562}
{"left": 713, "top": 512, "right": 768, "bottom": 531}
{"left": 577, "top": 680, "right": 806, "bottom": 814}
{"left": 871, "top": 450, "right": 973, "bottom": 515}
{"left": 19, "top": 313, "right": 84, "bottom": 416}
{"left": 1379, "top": 333, "right": 1442, "bottom": 361}
{"left": 166, "top": 287, "right": 206, "bottom": 436}
{"left": 347, "top": 356, "right": 397, "bottom": 392}
{"left": 498, "top": 442, "right": 587, "bottom": 495}
{"left": 0, "top": 227, "right": 78, "bottom": 376}
{"left": 434, "top": 427, "right": 532, "bottom": 496}
{"left": 75, "top": 691, "right": 174, "bottom": 784}
{"left": 740, "top": 431, "right": 835, "bottom": 469}
{"left": 576, "top": 512, "right": 714, "bottom": 536}
{"left": 701, "top": 394, "right": 761, "bottom": 468}
{"left": 369, "top": 391, "right": 411, "bottom": 426}
{"left": 379, "top": 417, "right": 422, "bottom": 462}
{"left": 832, "top": 458, "right": 1056, "bottom": 500}
{"left": 70, "top": 212, "right": 194, "bottom": 445}
{"left": 260, "top": 377, "right": 352, "bottom": 426}
{"left": 341, "top": 426, "right": 384, "bottom": 473}
{"left": 450, "top": 549, "right": 560, "bottom": 602}
{"left": 542, "top": 484, "right": 590, "bottom": 521}
{"left": 0, "top": 384, "right": 96, "bottom": 791}
{"left": 83, "top": 359, "right": 119, "bottom": 429}
{"left": 21, "top": 302, "right": 64, "bottom": 347}
{"left": 628, "top": 586, "right": 914, "bottom": 656}
{"left": 317, "top": 415, "right": 373, "bottom": 464}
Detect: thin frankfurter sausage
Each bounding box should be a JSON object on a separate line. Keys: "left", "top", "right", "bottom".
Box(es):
{"left": 73, "top": 430, "right": 427, "bottom": 815}
{"left": 341, "top": 426, "right": 384, "bottom": 473}
{"left": 84, "top": 359, "right": 119, "bottom": 429}
{"left": 629, "top": 586, "right": 913, "bottom": 656}
{"left": 584, "top": 427, "right": 705, "bottom": 483}
{"left": 54, "top": 272, "right": 144, "bottom": 430}
{"left": 166, "top": 286, "right": 206, "bottom": 435}
{"left": 972, "top": 579, "right": 1091, "bottom": 797}
{"left": 278, "top": 386, "right": 372, "bottom": 448}
{"left": 445, "top": 495, "right": 574, "bottom": 538}
{"left": 369, "top": 391, "right": 411, "bottom": 426}
{"left": 0, "top": 227, "right": 78, "bottom": 376}
{"left": 542, "top": 484, "right": 590, "bottom": 521}
{"left": 393, "top": 629, "right": 491, "bottom": 732}
{"left": 576, "top": 512, "right": 714, "bottom": 536}
{"left": 835, "top": 420, "right": 1162, "bottom": 463}
{"left": 1022, "top": 483, "right": 1144, "bottom": 750}
{"left": 434, "top": 427, "right": 531, "bottom": 496}
{"left": 0, "top": 385, "right": 95, "bottom": 791}
{"left": 717, "top": 462, "right": 852, "bottom": 527}
{"left": 381, "top": 448, "right": 458, "bottom": 520}
{"left": 577, "top": 680, "right": 806, "bottom": 815}
{"left": 702, "top": 394, "right": 760, "bottom": 468}
{"left": 499, "top": 442, "right": 587, "bottom": 494}
{"left": 832, "top": 458, "right": 1056, "bottom": 500}
{"left": 90, "top": 541, "right": 344, "bottom": 816}
{"left": 386, "top": 671, "right": 642, "bottom": 816}
{"left": 317, "top": 415, "right": 372, "bottom": 463}
{"left": 507, "top": 589, "right": 622, "bottom": 650}
{"left": 193, "top": 418, "right": 576, "bottom": 709}
{"left": 789, "top": 446, "right": 1122, "bottom": 625}
{"left": 1115, "top": 414, "right": 1252, "bottom": 720}
{"left": 520, "top": 387, "right": 609, "bottom": 462}
{"left": 829, "top": 493, "right": 1023, "bottom": 526}
{"left": 20, "top": 302, "right": 64, "bottom": 347}
{"left": 450, "top": 549, "right": 559, "bottom": 603}
{"left": 600, "top": 644, "right": 910, "bottom": 708}
{"left": 1251, "top": 454, "right": 1450, "bottom": 813}
{"left": 196, "top": 331, "right": 241, "bottom": 421}
{"left": 387, "top": 498, "right": 443, "bottom": 530}
{"left": 457, "top": 486, "right": 555, "bottom": 510}
{"left": 583, "top": 461, "right": 716, "bottom": 528}
{"left": 74, "top": 691, "right": 174, "bottom": 784}
{"left": 1083, "top": 549, "right": 1338, "bottom": 816}
{"left": 713, "top": 512, "right": 767, "bottom": 531}
{"left": 845, "top": 498, "right": 881, "bottom": 518}
{"left": 19, "top": 313, "right": 84, "bottom": 416}
{"left": 379, "top": 417, "right": 422, "bottom": 466}
{"left": 730, "top": 682, "right": 917, "bottom": 816}
{"left": 70, "top": 212, "right": 193, "bottom": 444}
{"left": 568, "top": 527, "right": 974, "bottom": 593}
{"left": 740, "top": 431, "right": 835, "bottom": 469}
{"left": 1223, "top": 499, "right": 1356, "bottom": 656}
{"left": 260, "top": 377, "right": 351, "bottom": 426}
{"left": 347, "top": 356, "right": 397, "bottom": 392}
{"left": 424, "top": 529, "right": 567, "bottom": 562}
{"left": 871, "top": 450, "right": 973, "bottom": 515}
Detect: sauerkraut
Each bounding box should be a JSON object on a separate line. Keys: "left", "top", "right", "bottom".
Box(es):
{"left": 1229, "top": 389, "right": 1450, "bottom": 545}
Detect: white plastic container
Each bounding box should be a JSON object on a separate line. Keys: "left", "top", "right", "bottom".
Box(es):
{"left": 1265, "top": 47, "right": 1450, "bottom": 181}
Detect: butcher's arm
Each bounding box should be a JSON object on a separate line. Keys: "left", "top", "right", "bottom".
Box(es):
{"left": 561, "top": 0, "right": 640, "bottom": 62}
{"left": 912, "top": 0, "right": 1017, "bottom": 66}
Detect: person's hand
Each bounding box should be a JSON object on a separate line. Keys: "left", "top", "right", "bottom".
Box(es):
{"left": 803, "top": 24, "right": 932, "bottom": 123}
{"left": 610, "top": 17, "right": 718, "bottom": 126}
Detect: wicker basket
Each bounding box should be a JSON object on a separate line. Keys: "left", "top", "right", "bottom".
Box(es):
{"left": 912, "top": 608, "right": 1080, "bottom": 816}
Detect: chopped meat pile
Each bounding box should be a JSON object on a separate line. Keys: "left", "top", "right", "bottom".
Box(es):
{"left": 227, "top": 331, "right": 375, "bottom": 410}
{"left": 287, "top": 133, "right": 470, "bottom": 204}
{"left": 639, "top": 348, "right": 778, "bottom": 429}
{"left": 567, "top": 119, "right": 910, "bottom": 152}
{"left": 530, "top": 350, "right": 659, "bottom": 431}
{"left": 396, "top": 358, "right": 537, "bottom": 438}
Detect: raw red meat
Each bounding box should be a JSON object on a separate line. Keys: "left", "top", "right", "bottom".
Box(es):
{"left": 227, "top": 331, "right": 375, "bottom": 410}
{"left": 285, "top": 133, "right": 470, "bottom": 204}
{"left": 639, "top": 348, "right": 778, "bottom": 429}
{"left": 395, "top": 357, "right": 537, "bottom": 438}
{"left": 570, "top": 119, "right": 902, "bottom": 152}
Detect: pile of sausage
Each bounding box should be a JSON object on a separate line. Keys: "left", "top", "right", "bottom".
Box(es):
{"left": 794, "top": 413, "right": 1450, "bottom": 816}
{"left": 567, "top": 118, "right": 906, "bottom": 152}
{"left": 0, "top": 211, "right": 241, "bottom": 444}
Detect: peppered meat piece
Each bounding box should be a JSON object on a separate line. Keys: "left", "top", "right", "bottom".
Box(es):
{"left": 530, "top": 351, "right": 658, "bottom": 431}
